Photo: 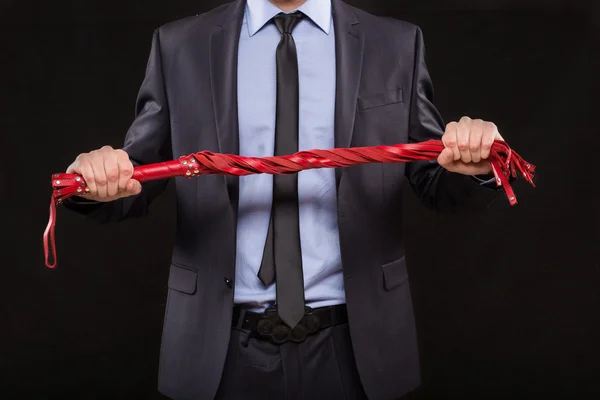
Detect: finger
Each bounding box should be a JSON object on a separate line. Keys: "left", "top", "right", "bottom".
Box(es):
{"left": 456, "top": 118, "right": 472, "bottom": 163}
{"left": 443, "top": 122, "right": 461, "bottom": 162}
{"left": 66, "top": 155, "right": 80, "bottom": 174}
{"left": 91, "top": 152, "right": 108, "bottom": 198}
{"left": 116, "top": 150, "right": 133, "bottom": 193}
{"left": 78, "top": 160, "right": 97, "bottom": 196}
{"left": 437, "top": 147, "right": 456, "bottom": 170}
{"left": 103, "top": 150, "right": 120, "bottom": 198}
{"left": 480, "top": 122, "right": 499, "bottom": 160}
{"left": 126, "top": 179, "right": 142, "bottom": 195}
{"left": 469, "top": 119, "right": 485, "bottom": 163}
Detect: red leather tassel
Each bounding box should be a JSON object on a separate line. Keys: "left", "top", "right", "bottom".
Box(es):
{"left": 43, "top": 139, "right": 536, "bottom": 268}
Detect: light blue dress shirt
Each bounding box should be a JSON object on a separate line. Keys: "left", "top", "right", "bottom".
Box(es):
{"left": 234, "top": 0, "right": 344, "bottom": 311}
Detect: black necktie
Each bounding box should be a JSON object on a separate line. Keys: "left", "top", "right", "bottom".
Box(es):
{"left": 257, "top": 11, "right": 305, "bottom": 329}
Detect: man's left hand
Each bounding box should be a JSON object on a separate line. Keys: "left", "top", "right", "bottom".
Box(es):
{"left": 438, "top": 116, "right": 503, "bottom": 176}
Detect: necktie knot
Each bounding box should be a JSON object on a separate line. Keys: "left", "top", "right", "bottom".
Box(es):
{"left": 273, "top": 11, "right": 304, "bottom": 34}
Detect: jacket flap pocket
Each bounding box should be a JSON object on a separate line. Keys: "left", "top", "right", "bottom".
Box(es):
{"left": 381, "top": 256, "right": 408, "bottom": 291}
{"left": 358, "top": 88, "right": 403, "bottom": 111}
{"left": 168, "top": 264, "right": 198, "bottom": 294}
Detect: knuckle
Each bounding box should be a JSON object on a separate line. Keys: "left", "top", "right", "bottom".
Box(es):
{"left": 105, "top": 168, "right": 119, "bottom": 181}
{"left": 120, "top": 163, "right": 133, "bottom": 176}
{"left": 444, "top": 137, "right": 456, "bottom": 147}
{"left": 486, "top": 122, "right": 498, "bottom": 130}
{"left": 115, "top": 148, "right": 128, "bottom": 157}
{"left": 458, "top": 142, "right": 469, "bottom": 151}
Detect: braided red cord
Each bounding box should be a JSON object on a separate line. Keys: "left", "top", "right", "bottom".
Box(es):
{"left": 44, "top": 139, "right": 536, "bottom": 268}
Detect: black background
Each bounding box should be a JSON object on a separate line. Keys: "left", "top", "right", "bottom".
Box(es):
{"left": 1, "top": 0, "right": 599, "bottom": 398}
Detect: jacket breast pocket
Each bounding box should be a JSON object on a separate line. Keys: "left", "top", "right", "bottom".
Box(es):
{"left": 381, "top": 256, "right": 408, "bottom": 291}
{"left": 168, "top": 264, "right": 198, "bottom": 294}
{"left": 358, "top": 88, "right": 403, "bottom": 111}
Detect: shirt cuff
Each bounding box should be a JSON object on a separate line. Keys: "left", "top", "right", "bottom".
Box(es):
{"left": 471, "top": 173, "right": 501, "bottom": 190}
{"left": 472, "top": 173, "right": 496, "bottom": 185}
{"left": 64, "top": 196, "right": 101, "bottom": 205}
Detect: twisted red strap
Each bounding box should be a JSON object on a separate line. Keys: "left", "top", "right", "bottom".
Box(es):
{"left": 44, "top": 139, "right": 536, "bottom": 268}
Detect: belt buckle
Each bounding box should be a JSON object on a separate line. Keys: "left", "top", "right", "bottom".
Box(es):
{"left": 256, "top": 306, "right": 319, "bottom": 344}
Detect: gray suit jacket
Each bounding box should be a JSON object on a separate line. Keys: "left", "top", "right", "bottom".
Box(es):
{"left": 66, "top": 0, "right": 502, "bottom": 398}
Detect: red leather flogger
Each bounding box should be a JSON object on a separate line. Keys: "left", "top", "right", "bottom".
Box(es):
{"left": 44, "top": 139, "right": 536, "bottom": 268}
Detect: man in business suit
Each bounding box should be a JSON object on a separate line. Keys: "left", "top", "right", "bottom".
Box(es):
{"left": 64, "top": 0, "right": 509, "bottom": 398}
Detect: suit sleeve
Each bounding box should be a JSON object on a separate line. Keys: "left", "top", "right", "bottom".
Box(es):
{"left": 404, "top": 26, "right": 504, "bottom": 213}
{"left": 64, "top": 28, "right": 172, "bottom": 222}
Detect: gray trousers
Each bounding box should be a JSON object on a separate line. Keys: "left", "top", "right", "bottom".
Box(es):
{"left": 214, "top": 323, "right": 369, "bottom": 400}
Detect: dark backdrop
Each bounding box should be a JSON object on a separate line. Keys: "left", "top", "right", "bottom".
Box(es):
{"left": 1, "top": 0, "right": 598, "bottom": 398}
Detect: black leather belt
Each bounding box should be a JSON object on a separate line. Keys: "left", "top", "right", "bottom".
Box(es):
{"left": 232, "top": 304, "right": 348, "bottom": 344}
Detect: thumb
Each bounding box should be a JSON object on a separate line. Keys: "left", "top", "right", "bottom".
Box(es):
{"left": 66, "top": 162, "right": 77, "bottom": 174}
{"left": 437, "top": 147, "right": 454, "bottom": 167}
{"left": 125, "top": 179, "right": 142, "bottom": 195}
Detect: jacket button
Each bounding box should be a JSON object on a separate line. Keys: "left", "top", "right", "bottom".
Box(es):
{"left": 224, "top": 277, "right": 233, "bottom": 289}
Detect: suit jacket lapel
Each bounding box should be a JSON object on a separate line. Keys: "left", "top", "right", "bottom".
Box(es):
{"left": 209, "top": 0, "right": 245, "bottom": 157}
{"left": 209, "top": 0, "right": 246, "bottom": 218}
{"left": 332, "top": 0, "right": 364, "bottom": 185}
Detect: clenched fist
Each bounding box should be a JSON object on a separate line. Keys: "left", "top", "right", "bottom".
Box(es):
{"left": 438, "top": 116, "right": 504, "bottom": 176}
{"left": 66, "top": 146, "right": 142, "bottom": 202}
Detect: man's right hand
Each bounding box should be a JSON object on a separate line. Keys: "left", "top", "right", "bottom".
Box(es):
{"left": 66, "top": 146, "right": 142, "bottom": 202}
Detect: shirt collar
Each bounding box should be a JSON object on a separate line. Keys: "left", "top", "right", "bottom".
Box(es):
{"left": 246, "top": 0, "right": 332, "bottom": 36}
